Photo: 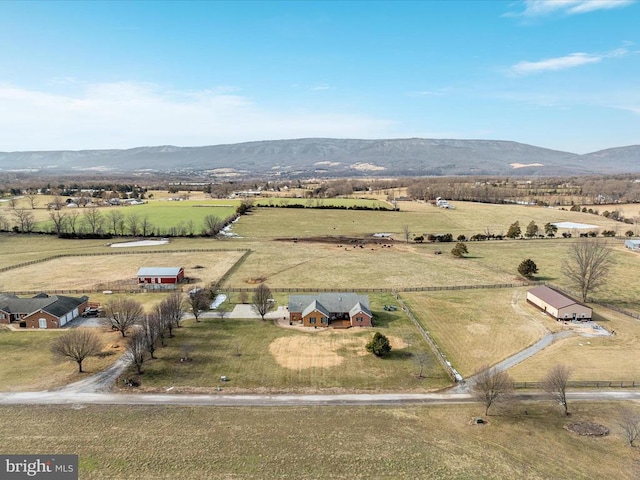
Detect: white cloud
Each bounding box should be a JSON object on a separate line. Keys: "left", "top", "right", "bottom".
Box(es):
{"left": 509, "top": 0, "right": 635, "bottom": 17}
{"left": 0, "top": 82, "right": 394, "bottom": 151}
{"left": 510, "top": 53, "right": 602, "bottom": 75}
{"left": 509, "top": 47, "right": 629, "bottom": 75}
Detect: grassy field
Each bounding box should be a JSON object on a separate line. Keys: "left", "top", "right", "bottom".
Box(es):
{"left": 403, "top": 287, "right": 640, "bottom": 381}
{"left": 0, "top": 402, "right": 637, "bottom": 479}
{"left": 254, "top": 197, "right": 391, "bottom": 209}
{"left": 509, "top": 304, "right": 640, "bottom": 382}
{"left": 121, "top": 294, "right": 451, "bottom": 392}
{"left": 0, "top": 327, "right": 125, "bottom": 391}
{"left": 234, "top": 200, "right": 623, "bottom": 239}
{"left": 402, "top": 288, "right": 552, "bottom": 377}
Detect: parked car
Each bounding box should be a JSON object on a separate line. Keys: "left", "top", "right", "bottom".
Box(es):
{"left": 82, "top": 307, "right": 101, "bottom": 317}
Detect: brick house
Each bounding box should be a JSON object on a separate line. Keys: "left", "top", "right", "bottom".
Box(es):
{"left": 0, "top": 293, "right": 89, "bottom": 329}
{"left": 526, "top": 285, "right": 592, "bottom": 321}
{"left": 137, "top": 267, "right": 184, "bottom": 290}
{"left": 288, "top": 293, "right": 372, "bottom": 328}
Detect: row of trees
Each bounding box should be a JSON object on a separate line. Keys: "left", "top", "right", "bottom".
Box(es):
{"left": 1, "top": 200, "right": 253, "bottom": 237}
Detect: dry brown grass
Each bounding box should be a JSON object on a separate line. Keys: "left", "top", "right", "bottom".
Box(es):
{"left": 0, "top": 402, "right": 638, "bottom": 479}
{"left": 402, "top": 288, "right": 554, "bottom": 376}
{"left": 0, "top": 250, "right": 245, "bottom": 291}
{"left": 0, "top": 326, "right": 126, "bottom": 391}
{"left": 269, "top": 332, "right": 407, "bottom": 370}
{"left": 509, "top": 305, "right": 640, "bottom": 381}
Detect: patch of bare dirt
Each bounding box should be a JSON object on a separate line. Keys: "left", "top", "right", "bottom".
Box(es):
{"left": 565, "top": 422, "right": 609, "bottom": 437}
{"left": 269, "top": 332, "right": 408, "bottom": 370}
{"left": 275, "top": 235, "right": 395, "bottom": 245}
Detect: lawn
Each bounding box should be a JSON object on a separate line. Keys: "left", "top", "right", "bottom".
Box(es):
{"left": 0, "top": 327, "right": 125, "bottom": 391}
{"left": 121, "top": 294, "right": 451, "bottom": 392}
{"left": 0, "top": 402, "right": 636, "bottom": 479}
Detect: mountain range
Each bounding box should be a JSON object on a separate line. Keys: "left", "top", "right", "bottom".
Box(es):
{"left": 1, "top": 138, "right": 639, "bottom": 178}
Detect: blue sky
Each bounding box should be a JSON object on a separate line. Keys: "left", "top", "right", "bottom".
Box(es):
{"left": 0, "top": 0, "right": 638, "bottom": 153}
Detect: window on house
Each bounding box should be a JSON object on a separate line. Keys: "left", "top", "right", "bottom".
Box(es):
{"left": 321, "top": 317, "right": 328, "bottom": 324}
{"left": 356, "top": 317, "right": 362, "bottom": 322}
{"left": 309, "top": 317, "right": 316, "bottom": 324}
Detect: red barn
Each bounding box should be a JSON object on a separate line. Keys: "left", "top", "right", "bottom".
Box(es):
{"left": 137, "top": 267, "right": 184, "bottom": 290}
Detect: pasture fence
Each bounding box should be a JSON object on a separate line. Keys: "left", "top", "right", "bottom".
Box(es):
{"left": 219, "top": 282, "right": 539, "bottom": 294}
{"left": 0, "top": 248, "right": 251, "bottom": 274}
{"left": 395, "top": 293, "right": 458, "bottom": 382}
{"left": 513, "top": 380, "right": 639, "bottom": 389}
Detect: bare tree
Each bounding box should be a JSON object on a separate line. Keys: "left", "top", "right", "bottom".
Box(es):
{"left": 66, "top": 211, "right": 80, "bottom": 236}
{"left": 125, "top": 331, "right": 147, "bottom": 374}
{"left": 252, "top": 283, "right": 272, "bottom": 320}
{"left": 402, "top": 225, "right": 410, "bottom": 243}
{"left": 471, "top": 365, "right": 514, "bottom": 415}
{"left": 106, "top": 210, "right": 124, "bottom": 235}
{"left": 7, "top": 197, "right": 18, "bottom": 209}
{"left": 82, "top": 206, "right": 104, "bottom": 235}
{"left": 0, "top": 212, "right": 8, "bottom": 231}
{"left": 543, "top": 364, "right": 572, "bottom": 415}
{"left": 151, "top": 303, "right": 169, "bottom": 346}
{"left": 49, "top": 210, "right": 68, "bottom": 235}
{"left": 187, "top": 289, "right": 210, "bottom": 322}
{"left": 160, "top": 292, "right": 185, "bottom": 329}
{"left": 12, "top": 208, "right": 36, "bottom": 233}
{"left": 127, "top": 213, "right": 140, "bottom": 236}
{"left": 619, "top": 408, "right": 640, "bottom": 447}
{"left": 51, "top": 329, "right": 103, "bottom": 373}
{"left": 139, "top": 313, "right": 160, "bottom": 359}
{"left": 102, "top": 297, "right": 144, "bottom": 337}
{"left": 51, "top": 194, "right": 66, "bottom": 211}
{"left": 561, "top": 239, "right": 613, "bottom": 302}
{"left": 414, "top": 353, "right": 432, "bottom": 379}
{"left": 24, "top": 190, "right": 38, "bottom": 209}
{"left": 140, "top": 215, "right": 153, "bottom": 236}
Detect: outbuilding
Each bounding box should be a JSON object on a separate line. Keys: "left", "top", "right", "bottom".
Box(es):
{"left": 526, "top": 285, "right": 592, "bottom": 321}
{"left": 137, "top": 267, "right": 184, "bottom": 289}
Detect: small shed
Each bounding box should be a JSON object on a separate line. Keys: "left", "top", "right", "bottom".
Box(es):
{"left": 137, "top": 267, "right": 184, "bottom": 289}
{"left": 526, "top": 285, "right": 592, "bottom": 321}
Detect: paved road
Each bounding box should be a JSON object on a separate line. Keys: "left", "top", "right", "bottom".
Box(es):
{"left": 1, "top": 389, "right": 639, "bottom": 407}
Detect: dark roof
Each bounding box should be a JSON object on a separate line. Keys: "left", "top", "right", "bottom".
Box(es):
{"left": 42, "top": 295, "right": 88, "bottom": 317}
{"left": 0, "top": 293, "right": 87, "bottom": 318}
{"left": 289, "top": 293, "right": 370, "bottom": 314}
{"left": 527, "top": 286, "right": 580, "bottom": 309}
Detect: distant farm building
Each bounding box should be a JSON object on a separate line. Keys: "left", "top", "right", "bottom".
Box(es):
{"left": 137, "top": 267, "right": 185, "bottom": 290}
{"left": 0, "top": 293, "right": 89, "bottom": 329}
{"left": 526, "top": 286, "right": 592, "bottom": 321}
{"left": 625, "top": 239, "right": 640, "bottom": 251}
{"left": 288, "top": 293, "right": 372, "bottom": 328}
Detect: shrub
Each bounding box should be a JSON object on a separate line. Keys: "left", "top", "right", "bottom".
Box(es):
{"left": 366, "top": 332, "right": 392, "bottom": 357}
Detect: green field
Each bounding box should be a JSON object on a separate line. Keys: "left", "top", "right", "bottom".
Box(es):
{"left": 33, "top": 200, "right": 239, "bottom": 235}
{"left": 0, "top": 402, "right": 637, "bottom": 479}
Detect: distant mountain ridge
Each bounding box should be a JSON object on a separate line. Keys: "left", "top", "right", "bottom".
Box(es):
{"left": 1, "top": 138, "right": 639, "bottom": 178}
